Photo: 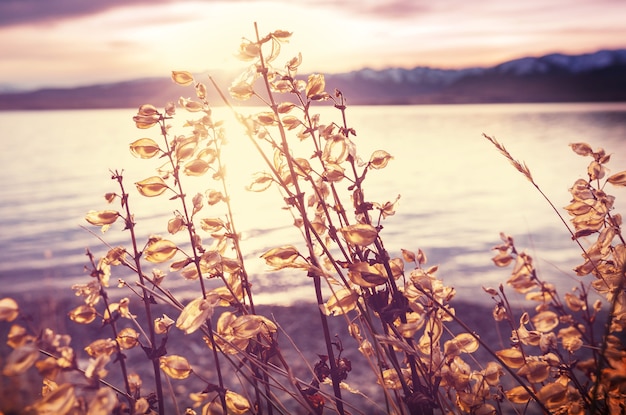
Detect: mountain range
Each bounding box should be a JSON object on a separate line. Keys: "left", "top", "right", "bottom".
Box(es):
{"left": 1, "top": 49, "right": 625, "bottom": 110}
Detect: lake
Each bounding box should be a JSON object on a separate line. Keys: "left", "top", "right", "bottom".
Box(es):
{"left": 1, "top": 103, "right": 625, "bottom": 306}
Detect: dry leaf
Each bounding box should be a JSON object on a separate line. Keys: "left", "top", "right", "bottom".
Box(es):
{"left": 2, "top": 342, "right": 39, "bottom": 376}
{"left": 305, "top": 73, "right": 326, "bottom": 99}
{"left": 401, "top": 249, "right": 416, "bottom": 263}
{"left": 281, "top": 115, "right": 302, "bottom": 130}
{"left": 154, "top": 314, "right": 175, "bottom": 334}
{"left": 85, "top": 210, "right": 119, "bottom": 226}
{"left": 6, "top": 324, "right": 29, "bottom": 349}
{"left": 159, "top": 355, "right": 192, "bottom": 379}
{"left": 225, "top": 390, "right": 251, "bottom": 415}
{"left": 347, "top": 262, "right": 388, "bottom": 288}
{"left": 444, "top": 333, "right": 479, "bottom": 357}
{"left": 260, "top": 246, "right": 300, "bottom": 268}
{"left": 30, "top": 383, "right": 77, "bottom": 415}
{"left": 129, "top": 138, "right": 160, "bottom": 159}
{"left": 167, "top": 216, "right": 185, "bottom": 234}
{"left": 84, "top": 339, "right": 117, "bottom": 358}
{"left": 183, "top": 159, "right": 210, "bottom": 176}
{"left": 325, "top": 288, "right": 358, "bottom": 316}
{"left": 68, "top": 304, "right": 97, "bottom": 324}
{"left": 174, "top": 136, "right": 198, "bottom": 161}
{"left": 531, "top": 310, "right": 559, "bottom": 332}
{"left": 135, "top": 176, "right": 169, "bottom": 197}
{"left": 200, "top": 217, "right": 226, "bottom": 233}
{"left": 505, "top": 385, "right": 531, "bottom": 404}
{"left": 87, "top": 387, "right": 118, "bottom": 415}
{"left": 205, "top": 189, "right": 224, "bottom": 205}
{"left": 144, "top": 238, "right": 178, "bottom": 263}
{"left": 171, "top": 70, "right": 194, "bottom": 86}
{"left": 517, "top": 360, "right": 550, "bottom": 383}
{"left": 176, "top": 295, "right": 218, "bottom": 334}
{"left": 256, "top": 111, "right": 277, "bottom": 126}
{"left": 368, "top": 150, "right": 393, "bottom": 169}
{"left": 116, "top": 327, "right": 139, "bottom": 350}
{"left": 536, "top": 382, "right": 568, "bottom": 409}
{"left": 569, "top": 142, "right": 593, "bottom": 156}
{"left": 607, "top": 170, "right": 626, "bottom": 186}
{"left": 246, "top": 172, "right": 274, "bottom": 192}
{"left": 277, "top": 102, "right": 296, "bottom": 113}
{"left": 0, "top": 298, "right": 19, "bottom": 322}
{"left": 178, "top": 97, "right": 204, "bottom": 112}
{"left": 495, "top": 348, "right": 525, "bottom": 368}
{"left": 340, "top": 224, "right": 378, "bottom": 246}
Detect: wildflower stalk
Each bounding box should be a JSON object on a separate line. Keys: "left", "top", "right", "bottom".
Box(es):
{"left": 174, "top": 78, "right": 284, "bottom": 415}
{"left": 85, "top": 249, "right": 134, "bottom": 408}
{"left": 223, "top": 24, "right": 431, "bottom": 412}
{"left": 210, "top": 134, "right": 257, "bottom": 314}
{"left": 36, "top": 347, "right": 134, "bottom": 400}
{"left": 415, "top": 285, "right": 551, "bottom": 414}
{"left": 158, "top": 117, "right": 209, "bottom": 300}
{"left": 111, "top": 170, "right": 165, "bottom": 415}
{"left": 249, "top": 21, "right": 347, "bottom": 415}
{"left": 483, "top": 133, "right": 606, "bottom": 281}
{"left": 134, "top": 109, "right": 229, "bottom": 413}
{"left": 191, "top": 82, "right": 273, "bottom": 413}
{"left": 484, "top": 135, "right": 626, "bottom": 412}
{"left": 333, "top": 93, "right": 425, "bottom": 409}
{"left": 590, "top": 262, "right": 626, "bottom": 412}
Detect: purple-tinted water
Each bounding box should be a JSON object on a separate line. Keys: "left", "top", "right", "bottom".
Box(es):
{"left": 1, "top": 103, "right": 625, "bottom": 305}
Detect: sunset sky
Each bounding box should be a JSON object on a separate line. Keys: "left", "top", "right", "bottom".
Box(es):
{"left": 1, "top": 0, "right": 625, "bottom": 90}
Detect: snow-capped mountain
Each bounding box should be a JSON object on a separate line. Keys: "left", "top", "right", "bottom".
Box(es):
{"left": 335, "top": 66, "right": 485, "bottom": 86}
{"left": 334, "top": 49, "right": 626, "bottom": 83}
{"left": 322, "top": 49, "right": 626, "bottom": 104}
{"left": 493, "top": 49, "right": 626, "bottom": 76}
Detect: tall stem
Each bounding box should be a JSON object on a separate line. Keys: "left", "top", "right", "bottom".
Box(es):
{"left": 112, "top": 171, "right": 165, "bottom": 415}
{"left": 253, "top": 22, "right": 345, "bottom": 414}
{"left": 155, "top": 117, "right": 227, "bottom": 412}
{"left": 416, "top": 286, "right": 551, "bottom": 415}
{"left": 210, "top": 129, "right": 256, "bottom": 314}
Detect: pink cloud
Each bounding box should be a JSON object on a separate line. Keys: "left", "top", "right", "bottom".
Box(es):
{"left": 0, "top": 0, "right": 175, "bottom": 27}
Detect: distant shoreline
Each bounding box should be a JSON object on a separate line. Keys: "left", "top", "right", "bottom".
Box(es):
{"left": 0, "top": 100, "right": 625, "bottom": 112}
{"left": 1, "top": 48, "right": 625, "bottom": 110}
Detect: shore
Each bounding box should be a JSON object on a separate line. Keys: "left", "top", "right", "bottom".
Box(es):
{"left": 1, "top": 286, "right": 510, "bottom": 413}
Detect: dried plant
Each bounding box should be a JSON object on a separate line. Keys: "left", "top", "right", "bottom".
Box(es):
{"left": 484, "top": 136, "right": 626, "bottom": 414}
{"left": 1, "top": 24, "right": 625, "bottom": 415}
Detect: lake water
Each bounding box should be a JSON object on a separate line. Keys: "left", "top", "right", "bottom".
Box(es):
{"left": 1, "top": 103, "right": 625, "bottom": 306}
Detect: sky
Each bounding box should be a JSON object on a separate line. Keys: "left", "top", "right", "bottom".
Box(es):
{"left": 1, "top": 0, "right": 626, "bottom": 90}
